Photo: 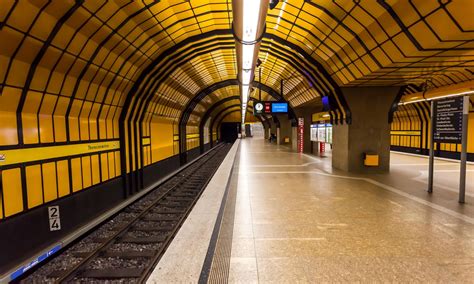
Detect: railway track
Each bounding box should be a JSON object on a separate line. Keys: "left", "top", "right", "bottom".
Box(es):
{"left": 21, "top": 143, "right": 232, "bottom": 283}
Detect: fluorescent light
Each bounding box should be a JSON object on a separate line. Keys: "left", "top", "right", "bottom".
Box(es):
{"left": 242, "top": 85, "right": 250, "bottom": 104}
{"left": 242, "top": 45, "right": 255, "bottom": 70}
{"left": 242, "top": 0, "right": 261, "bottom": 42}
{"left": 239, "top": 0, "right": 264, "bottom": 124}
{"left": 400, "top": 90, "right": 474, "bottom": 105}
{"left": 242, "top": 70, "right": 252, "bottom": 85}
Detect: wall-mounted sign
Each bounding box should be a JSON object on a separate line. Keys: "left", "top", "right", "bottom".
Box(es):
{"left": 312, "top": 111, "right": 330, "bottom": 122}
{"left": 0, "top": 141, "right": 120, "bottom": 167}
{"left": 310, "top": 124, "right": 333, "bottom": 143}
{"left": 317, "top": 126, "right": 326, "bottom": 142}
{"left": 272, "top": 102, "right": 288, "bottom": 113}
{"left": 48, "top": 206, "right": 61, "bottom": 231}
{"left": 433, "top": 97, "right": 464, "bottom": 143}
{"left": 253, "top": 101, "right": 289, "bottom": 115}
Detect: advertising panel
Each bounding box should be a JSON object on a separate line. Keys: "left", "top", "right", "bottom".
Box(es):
{"left": 298, "top": 118, "right": 304, "bottom": 153}
{"left": 310, "top": 124, "right": 333, "bottom": 144}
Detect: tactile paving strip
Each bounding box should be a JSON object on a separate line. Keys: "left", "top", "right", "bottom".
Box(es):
{"left": 200, "top": 149, "right": 241, "bottom": 284}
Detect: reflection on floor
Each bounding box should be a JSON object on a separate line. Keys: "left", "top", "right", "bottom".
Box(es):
{"left": 390, "top": 151, "right": 474, "bottom": 198}
{"left": 226, "top": 137, "right": 473, "bottom": 282}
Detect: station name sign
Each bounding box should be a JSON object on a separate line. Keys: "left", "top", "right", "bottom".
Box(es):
{"left": 253, "top": 101, "right": 288, "bottom": 115}
{"left": 433, "top": 97, "right": 464, "bottom": 143}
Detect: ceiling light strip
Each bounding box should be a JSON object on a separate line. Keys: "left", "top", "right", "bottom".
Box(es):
{"left": 232, "top": 0, "right": 270, "bottom": 124}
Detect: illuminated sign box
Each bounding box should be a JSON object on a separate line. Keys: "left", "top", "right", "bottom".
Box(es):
{"left": 253, "top": 101, "right": 288, "bottom": 115}
{"left": 310, "top": 123, "right": 332, "bottom": 144}
{"left": 271, "top": 103, "right": 288, "bottom": 113}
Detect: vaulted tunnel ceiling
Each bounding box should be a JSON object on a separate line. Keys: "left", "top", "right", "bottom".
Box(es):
{"left": 1, "top": 0, "right": 473, "bottom": 136}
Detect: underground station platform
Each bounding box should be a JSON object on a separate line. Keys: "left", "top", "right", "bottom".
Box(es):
{"left": 0, "top": 1, "right": 473, "bottom": 283}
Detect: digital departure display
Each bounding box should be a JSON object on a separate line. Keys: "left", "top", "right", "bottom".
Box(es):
{"left": 271, "top": 102, "right": 288, "bottom": 113}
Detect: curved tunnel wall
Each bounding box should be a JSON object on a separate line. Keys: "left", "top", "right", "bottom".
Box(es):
{"left": 1, "top": 0, "right": 472, "bottom": 221}
{"left": 1, "top": 0, "right": 473, "bottom": 271}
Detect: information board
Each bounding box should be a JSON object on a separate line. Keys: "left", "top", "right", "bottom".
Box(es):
{"left": 272, "top": 102, "right": 288, "bottom": 113}
{"left": 253, "top": 101, "right": 288, "bottom": 115}
{"left": 326, "top": 125, "right": 333, "bottom": 144}
{"left": 310, "top": 124, "right": 332, "bottom": 143}
{"left": 310, "top": 125, "right": 318, "bottom": 142}
{"left": 317, "top": 127, "right": 326, "bottom": 142}
{"left": 433, "top": 97, "right": 464, "bottom": 143}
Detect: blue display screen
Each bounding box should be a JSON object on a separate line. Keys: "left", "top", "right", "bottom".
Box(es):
{"left": 271, "top": 102, "right": 288, "bottom": 113}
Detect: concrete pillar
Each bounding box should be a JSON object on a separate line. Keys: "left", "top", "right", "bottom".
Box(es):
{"left": 264, "top": 125, "right": 269, "bottom": 139}
{"left": 276, "top": 114, "right": 292, "bottom": 145}
{"left": 291, "top": 126, "right": 297, "bottom": 151}
{"left": 276, "top": 127, "right": 281, "bottom": 145}
{"left": 332, "top": 87, "right": 399, "bottom": 173}
{"left": 270, "top": 119, "right": 277, "bottom": 136}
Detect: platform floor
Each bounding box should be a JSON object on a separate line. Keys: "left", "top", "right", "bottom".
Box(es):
{"left": 219, "top": 138, "right": 473, "bottom": 283}
{"left": 149, "top": 138, "right": 473, "bottom": 283}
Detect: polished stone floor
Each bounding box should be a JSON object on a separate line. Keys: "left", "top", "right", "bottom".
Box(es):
{"left": 227, "top": 137, "right": 474, "bottom": 283}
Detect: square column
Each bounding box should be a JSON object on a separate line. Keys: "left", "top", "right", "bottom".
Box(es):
{"left": 276, "top": 114, "right": 292, "bottom": 145}
{"left": 263, "top": 125, "right": 269, "bottom": 139}
{"left": 332, "top": 87, "right": 399, "bottom": 173}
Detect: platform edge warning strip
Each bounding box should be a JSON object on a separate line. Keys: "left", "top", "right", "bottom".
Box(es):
{"left": 198, "top": 142, "right": 240, "bottom": 284}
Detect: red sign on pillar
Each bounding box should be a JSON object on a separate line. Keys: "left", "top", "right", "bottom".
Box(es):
{"left": 297, "top": 117, "right": 304, "bottom": 153}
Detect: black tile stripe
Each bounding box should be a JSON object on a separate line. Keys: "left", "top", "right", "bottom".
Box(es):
{"left": 16, "top": 1, "right": 83, "bottom": 145}
{"left": 0, "top": 171, "right": 4, "bottom": 219}
{"left": 54, "top": 161, "right": 60, "bottom": 198}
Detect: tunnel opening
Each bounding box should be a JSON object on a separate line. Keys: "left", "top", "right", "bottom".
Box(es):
{"left": 220, "top": 122, "right": 241, "bottom": 143}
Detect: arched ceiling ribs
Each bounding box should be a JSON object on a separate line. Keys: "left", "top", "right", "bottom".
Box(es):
{"left": 211, "top": 106, "right": 244, "bottom": 130}
{"left": 179, "top": 78, "right": 298, "bottom": 155}
{"left": 120, "top": 29, "right": 348, "bottom": 133}
{"left": 212, "top": 105, "right": 257, "bottom": 132}
{"left": 15, "top": 1, "right": 84, "bottom": 145}
{"left": 179, "top": 79, "right": 297, "bottom": 130}
{"left": 199, "top": 96, "right": 262, "bottom": 133}
{"left": 219, "top": 107, "right": 266, "bottom": 127}
{"left": 262, "top": 33, "right": 351, "bottom": 123}
{"left": 388, "top": 84, "right": 423, "bottom": 123}
{"left": 141, "top": 38, "right": 335, "bottom": 118}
